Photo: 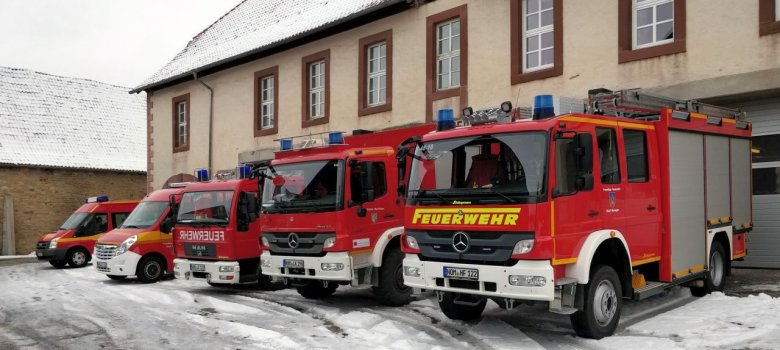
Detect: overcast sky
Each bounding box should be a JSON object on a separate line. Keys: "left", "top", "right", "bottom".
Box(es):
{"left": 0, "top": 0, "right": 243, "bottom": 88}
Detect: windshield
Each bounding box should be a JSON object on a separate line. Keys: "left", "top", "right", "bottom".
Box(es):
{"left": 407, "top": 132, "right": 548, "bottom": 205}
{"left": 121, "top": 201, "right": 168, "bottom": 229}
{"left": 60, "top": 212, "right": 90, "bottom": 230}
{"left": 177, "top": 191, "right": 234, "bottom": 225}
{"left": 262, "top": 160, "right": 344, "bottom": 213}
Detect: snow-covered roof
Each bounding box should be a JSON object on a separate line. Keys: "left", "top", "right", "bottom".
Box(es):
{"left": 0, "top": 66, "right": 146, "bottom": 173}
{"left": 133, "top": 0, "right": 404, "bottom": 92}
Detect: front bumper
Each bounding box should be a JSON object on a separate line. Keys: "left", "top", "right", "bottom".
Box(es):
{"left": 402, "top": 255, "right": 555, "bottom": 301}
{"left": 35, "top": 247, "right": 67, "bottom": 261}
{"left": 173, "top": 258, "right": 241, "bottom": 284}
{"left": 261, "top": 252, "right": 354, "bottom": 282}
{"left": 94, "top": 251, "right": 142, "bottom": 276}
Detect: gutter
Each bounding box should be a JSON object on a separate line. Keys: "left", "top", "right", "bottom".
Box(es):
{"left": 130, "top": 0, "right": 409, "bottom": 94}
{"left": 193, "top": 72, "right": 214, "bottom": 175}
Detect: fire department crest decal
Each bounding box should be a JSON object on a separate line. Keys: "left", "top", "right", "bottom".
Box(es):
{"left": 609, "top": 192, "right": 617, "bottom": 208}
{"left": 371, "top": 212, "right": 378, "bottom": 223}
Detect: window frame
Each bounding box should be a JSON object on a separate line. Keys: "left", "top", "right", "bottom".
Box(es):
{"left": 759, "top": 0, "right": 780, "bottom": 36}
{"left": 171, "top": 93, "right": 190, "bottom": 153}
{"left": 358, "top": 30, "right": 393, "bottom": 116}
{"left": 618, "top": 0, "right": 686, "bottom": 63}
{"left": 510, "top": 0, "right": 563, "bottom": 84}
{"left": 301, "top": 49, "right": 330, "bottom": 128}
{"left": 597, "top": 127, "right": 622, "bottom": 185}
{"left": 623, "top": 129, "right": 650, "bottom": 183}
{"left": 425, "top": 5, "right": 468, "bottom": 123}
{"left": 254, "top": 66, "right": 279, "bottom": 137}
{"left": 436, "top": 18, "right": 461, "bottom": 91}
{"left": 632, "top": 0, "right": 675, "bottom": 49}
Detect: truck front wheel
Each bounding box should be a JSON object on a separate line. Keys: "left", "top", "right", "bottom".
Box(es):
{"left": 258, "top": 267, "right": 286, "bottom": 291}
{"left": 297, "top": 281, "right": 338, "bottom": 299}
{"left": 137, "top": 256, "right": 165, "bottom": 283}
{"left": 66, "top": 248, "right": 90, "bottom": 268}
{"left": 375, "top": 248, "right": 413, "bottom": 306}
{"left": 49, "top": 259, "right": 67, "bottom": 268}
{"left": 691, "top": 241, "right": 727, "bottom": 297}
{"left": 570, "top": 264, "right": 622, "bottom": 339}
{"left": 438, "top": 292, "right": 486, "bottom": 321}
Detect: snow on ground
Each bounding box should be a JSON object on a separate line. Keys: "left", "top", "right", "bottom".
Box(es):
{"left": 0, "top": 260, "right": 777, "bottom": 349}
{"left": 0, "top": 252, "right": 36, "bottom": 260}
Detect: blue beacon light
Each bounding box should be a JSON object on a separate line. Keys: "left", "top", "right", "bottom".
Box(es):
{"left": 437, "top": 109, "right": 455, "bottom": 131}
{"left": 195, "top": 168, "right": 210, "bottom": 182}
{"left": 237, "top": 164, "right": 252, "bottom": 179}
{"left": 328, "top": 131, "right": 344, "bottom": 145}
{"left": 280, "top": 138, "right": 293, "bottom": 151}
{"left": 533, "top": 94, "right": 555, "bottom": 120}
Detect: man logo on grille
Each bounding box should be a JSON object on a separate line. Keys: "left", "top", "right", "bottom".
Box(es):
{"left": 452, "top": 231, "right": 470, "bottom": 253}
{"left": 288, "top": 233, "right": 300, "bottom": 249}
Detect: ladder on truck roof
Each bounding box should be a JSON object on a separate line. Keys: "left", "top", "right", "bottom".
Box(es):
{"left": 587, "top": 88, "right": 746, "bottom": 121}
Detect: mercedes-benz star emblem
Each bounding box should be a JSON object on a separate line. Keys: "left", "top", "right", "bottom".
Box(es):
{"left": 452, "top": 231, "right": 470, "bottom": 253}
{"left": 288, "top": 232, "right": 300, "bottom": 249}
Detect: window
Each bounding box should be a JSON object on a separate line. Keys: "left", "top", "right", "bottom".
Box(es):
{"left": 112, "top": 212, "right": 130, "bottom": 229}
{"left": 754, "top": 167, "right": 780, "bottom": 195}
{"left": 624, "top": 130, "right": 649, "bottom": 182}
{"left": 172, "top": 93, "right": 190, "bottom": 152}
{"left": 254, "top": 66, "right": 278, "bottom": 136}
{"left": 75, "top": 213, "right": 108, "bottom": 237}
{"left": 753, "top": 134, "right": 780, "bottom": 195}
{"left": 597, "top": 128, "right": 621, "bottom": 184}
{"left": 358, "top": 30, "right": 393, "bottom": 116}
{"left": 426, "top": 5, "right": 468, "bottom": 123}
{"left": 436, "top": 18, "right": 461, "bottom": 90}
{"left": 301, "top": 50, "right": 330, "bottom": 127}
{"left": 759, "top": 0, "right": 780, "bottom": 36}
{"left": 618, "top": 0, "right": 685, "bottom": 63}
{"left": 511, "top": 0, "right": 562, "bottom": 84}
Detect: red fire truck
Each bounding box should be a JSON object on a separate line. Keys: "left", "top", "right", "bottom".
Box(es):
{"left": 35, "top": 197, "right": 139, "bottom": 268}
{"left": 259, "top": 126, "right": 433, "bottom": 305}
{"left": 94, "top": 187, "right": 185, "bottom": 282}
{"left": 172, "top": 167, "right": 279, "bottom": 289}
{"left": 399, "top": 89, "right": 752, "bottom": 338}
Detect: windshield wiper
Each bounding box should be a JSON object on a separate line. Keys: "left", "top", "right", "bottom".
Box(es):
{"left": 412, "top": 190, "right": 448, "bottom": 204}
{"left": 123, "top": 225, "right": 140, "bottom": 229}
{"left": 486, "top": 187, "right": 517, "bottom": 203}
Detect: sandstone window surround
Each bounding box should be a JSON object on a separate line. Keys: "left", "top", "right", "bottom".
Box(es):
{"left": 172, "top": 93, "right": 190, "bottom": 153}
{"left": 510, "top": 0, "right": 563, "bottom": 84}
{"left": 254, "top": 66, "right": 279, "bottom": 137}
{"left": 618, "top": 0, "right": 686, "bottom": 63}
{"left": 358, "top": 30, "right": 393, "bottom": 116}
{"left": 301, "top": 50, "right": 330, "bottom": 128}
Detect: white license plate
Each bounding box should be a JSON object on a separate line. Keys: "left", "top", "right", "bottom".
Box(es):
{"left": 36, "top": 252, "right": 42, "bottom": 257}
{"left": 191, "top": 264, "right": 206, "bottom": 272}
{"left": 284, "top": 259, "right": 304, "bottom": 268}
{"left": 444, "top": 267, "right": 479, "bottom": 280}
{"left": 97, "top": 262, "right": 107, "bottom": 269}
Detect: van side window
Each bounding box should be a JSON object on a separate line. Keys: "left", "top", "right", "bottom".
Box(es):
{"left": 77, "top": 213, "right": 108, "bottom": 237}
{"left": 112, "top": 212, "right": 130, "bottom": 228}
{"left": 597, "top": 127, "right": 621, "bottom": 184}
{"left": 623, "top": 129, "right": 649, "bottom": 182}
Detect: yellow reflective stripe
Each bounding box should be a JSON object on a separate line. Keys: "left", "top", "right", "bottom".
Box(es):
{"left": 617, "top": 121, "right": 655, "bottom": 130}
{"left": 631, "top": 256, "right": 660, "bottom": 267}
{"left": 349, "top": 249, "right": 372, "bottom": 255}
{"left": 560, "top": 116, "right": 654, "bottom": 130}
{"left": 414, "top": 208, "right": 521, "bottom": 214}
{"left": 552, "top": 257, "right": 577, "bottom": 266}
{"left": 733, "top": 252, "right": 747, "bottom": 259}
{"left": 690, "top": 112, "right": 707, "bottom": 120}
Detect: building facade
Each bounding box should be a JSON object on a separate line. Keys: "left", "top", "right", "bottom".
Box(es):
{"left": 136, "top": 0, "right": 780, "bottom": 267}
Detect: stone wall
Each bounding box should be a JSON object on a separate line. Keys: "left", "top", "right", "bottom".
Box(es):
{"left": 0, "top": 166, "right": 146, "bottom": 254}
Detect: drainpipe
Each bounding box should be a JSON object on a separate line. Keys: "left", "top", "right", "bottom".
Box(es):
{"left": 193, "top": 72, "right": 214, "bottom": 174}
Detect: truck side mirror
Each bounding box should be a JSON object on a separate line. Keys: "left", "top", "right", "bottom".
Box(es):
{"left": 168, "top": 194, "right": 179, "bottom": 223}
{"left": 576, "top": 174, "right": 594, "bottom": 191}
{"left": 160, "top": 217, "right": 173, "bottom": 234}
{"left": 574, "top": 133, "right": 594, "bottom": 191}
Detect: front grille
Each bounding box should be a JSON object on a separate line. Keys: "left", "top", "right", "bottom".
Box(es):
{"left": 262, "top": 232, "right": 336, "bottom": 257}
{"left": 95, "top": 245, "right": 117, "bottom": 260}
{"left": 96, "top": 265, "right": 111, "bottom": 272}
{"left": 406, "top": 230, "right": 534, "bottom": 265}
{"left": 36, "top": 242, "right": 49, "bottom": 250}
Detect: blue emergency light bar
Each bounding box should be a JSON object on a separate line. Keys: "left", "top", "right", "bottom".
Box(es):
{"left": 328, "top": 131, "right": 344, "bottom": 145}
{"left": 280, "top": 138, "right": 293, "bottom": 151}
{"left": 237, "top": 164, "right": 252, "bottom": 179}
{"left": 86, "top": 195, "right": 109, "bottom": 203}
{"left": 437, "top": 109, "right": 455, "bottom": 131}
{"left": 533, "top": 94, "right": 555, "bottom": 120}
{"left": 195, "top": 168, "right": 210, "bottom": 182}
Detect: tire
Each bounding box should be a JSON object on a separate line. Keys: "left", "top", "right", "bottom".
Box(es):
{"left": 691, "top": 242, "right": 727, "bottom": 297}
{"left": 136, "top": 256, "right": 166, "bottom": 283}
{"left": 49, "top": 259, "right": 67, "bottom": 268}
{"left": 438, "top": 292, "right": 487, "bottom": 321}
{"left": 570, "top": 264, "right": 622, "bottom": 339}
{"left": 107, "top": 275, "right": 127, "bottom": 281}
{"left": 374, "top": 247, "right": 413, "bottom": 306}
{"left": 257, "top": 267, "right": 286, "bottom": 291}
{"left": 66, "top": 248, "right": 90, "bottom": 268}
{"left": 296, "top": 281, "right": 338, "bottom": 299}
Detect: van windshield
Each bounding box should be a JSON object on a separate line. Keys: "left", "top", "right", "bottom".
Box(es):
{"left": 407, "top": 132, "right": 548, "bottom": 205}
{"left": 177, "top": 191, "right": 234, "bottom": 226}
{"left": 122, "top": 201, "right": 169, "bottom": 229}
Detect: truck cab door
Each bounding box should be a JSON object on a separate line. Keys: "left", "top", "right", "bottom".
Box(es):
{"left": 347, "top": 157, "right": 395, "bottom": 251}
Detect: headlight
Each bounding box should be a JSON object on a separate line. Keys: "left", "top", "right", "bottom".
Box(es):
{"left": 323, "top": 237, "right": 336, "bottom": 249}
{"left": 403, "top": 266, "right": 420, "bottom": 277}
{"left": 508, "top": 275, "right": 546, "bottom": 287}
{"left": 512, "top": 239, "right": 534, "bottom": 255}
{"left": 321, "top": 263, "right": 344, "bottom": 271}
{"left": 49, "top": 238, "right": 59, "bottom": 249}
{"left": 219, "top": 266, "right": 235, "bottom": 272}
{"left": 405, "top": 235, "right": 419, "bottom": 250}
{"left": 261, "top": 236, "right": 270, "bottom": 247}
{"left": 116, "top": 235, "right": 138, "bottom": 255}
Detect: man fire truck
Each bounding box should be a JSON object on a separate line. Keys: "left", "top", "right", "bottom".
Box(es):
{"left": 399, "top": 89, "right": 752, "bottom": 338}
{"left": 94, "top": 186, "right": 186, "bottom": 282}
{"left": 173, "top": 166, "right": 280, "bottom": 289}
{"left": 36, "top": 196, "right": 138, "bottom": 268}
{"left": 259, "top": 126, "right": 433, "bottom": 306}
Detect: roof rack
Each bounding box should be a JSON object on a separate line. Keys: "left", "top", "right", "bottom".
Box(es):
{"left": 587, "top": 88, "right": 745, "bottom": 121}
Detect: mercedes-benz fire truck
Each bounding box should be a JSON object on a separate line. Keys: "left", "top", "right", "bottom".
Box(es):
{"left": 260, "top": 126, "right": 433, "bottom": 305}
{"left": 173, "top": 167, "right": 280, "bottom": 289}
{"left": 94, "top": 187, "right": 185, "bottom": 282}
{"left": 399, "top": 89, "right": 752, "bottom": 338}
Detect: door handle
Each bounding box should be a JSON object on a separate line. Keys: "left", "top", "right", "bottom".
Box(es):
{"left": 588, "top": 210, "right": 599, "bottom": 217}
{"left": 647, "top": 205, "right": 656, "bottom": 212}
{"left": 383, "top": 214, "right": 395, "bottom": 219}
